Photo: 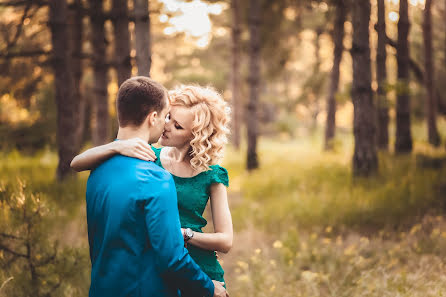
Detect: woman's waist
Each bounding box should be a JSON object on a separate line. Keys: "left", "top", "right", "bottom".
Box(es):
{"left": 186, "top": 245, "right": 224, "bottom": 272}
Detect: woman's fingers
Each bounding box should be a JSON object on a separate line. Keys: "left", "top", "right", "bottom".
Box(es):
{"left": 134, "top": 139, "right": 156, "bottom": 160}
{"left": 134, "top": 152, "right": 155, "bottom": 162}
{"left": 147, "top": 146, "right": 156, "bottom": 160}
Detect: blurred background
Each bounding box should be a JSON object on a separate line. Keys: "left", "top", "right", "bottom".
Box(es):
{"left": 1, "top": 0, "right": 446, "bottom": 296}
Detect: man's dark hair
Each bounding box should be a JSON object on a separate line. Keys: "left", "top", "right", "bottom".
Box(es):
{"left": 116, "top": 76, "right": 168, "bottom": 127}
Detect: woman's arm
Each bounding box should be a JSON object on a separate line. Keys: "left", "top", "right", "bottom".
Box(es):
{"left": 70, "top": 138, "right": 156, "bottom": 171}
{"left": 185, "top": 183, "right": 233, "bottom": 253}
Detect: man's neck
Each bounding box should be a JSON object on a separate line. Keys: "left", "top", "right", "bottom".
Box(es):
{"left": 116, "top": 127, "right": 151, "bottom": 143}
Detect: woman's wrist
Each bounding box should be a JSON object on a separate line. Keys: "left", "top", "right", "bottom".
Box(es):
{"left": 110, "top": 141, "right": 123, "bottom": 154}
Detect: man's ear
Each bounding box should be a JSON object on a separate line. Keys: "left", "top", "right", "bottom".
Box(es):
{"left": 147, "top": 110, "right": 158, "bottom": 127}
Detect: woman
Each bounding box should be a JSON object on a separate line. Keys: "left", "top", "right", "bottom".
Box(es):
{"left": 71, "top": 85, "right": 233, "bottom": 289}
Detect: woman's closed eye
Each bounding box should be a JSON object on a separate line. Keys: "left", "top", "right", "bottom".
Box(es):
{"left": 174, "top": 122, "right": 183, "bottom": 130}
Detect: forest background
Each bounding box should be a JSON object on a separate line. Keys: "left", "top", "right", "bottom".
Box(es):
{"left": 1, "top": 0, "right": 446, "bottom": 296}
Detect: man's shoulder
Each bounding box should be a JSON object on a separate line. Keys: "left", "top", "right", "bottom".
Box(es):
{"left": 90, "top": 155, "right": 172, "bottom": 182}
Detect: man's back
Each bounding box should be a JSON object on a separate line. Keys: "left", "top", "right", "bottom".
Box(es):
{"left": 86, "top": 155, "right": 213, "bottom": 297}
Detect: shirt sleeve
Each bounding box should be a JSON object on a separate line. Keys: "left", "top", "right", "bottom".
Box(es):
{"left": 143, "top": 174, "right": 214, "bottom": 297}
{"left": 210, "top": 165, "right": 229, "bottom": 187}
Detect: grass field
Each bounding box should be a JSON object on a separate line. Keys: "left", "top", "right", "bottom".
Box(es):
{"left": 1, "top": 123, "right": 446, "bottom": 296}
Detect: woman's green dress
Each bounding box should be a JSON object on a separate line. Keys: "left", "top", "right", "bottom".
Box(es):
{"left": 152, "top": 147, "right": 228, "bottom": 284}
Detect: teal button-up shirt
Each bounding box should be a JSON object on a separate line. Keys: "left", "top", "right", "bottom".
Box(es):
{"left": 86, "top": 155, "right": 214, "bottom": 297}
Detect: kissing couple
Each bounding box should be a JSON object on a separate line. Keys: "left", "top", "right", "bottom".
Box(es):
{"left": 71, "top": 76, "right": 233, "bottom": 297}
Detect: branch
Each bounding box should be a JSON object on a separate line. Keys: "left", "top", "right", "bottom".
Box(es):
{"left": 0, "top": 233, "right": 24, "bottom": 241}
{"left": 0, "top": 0, "right": 48, "bottom": 7}
{"left": 374, "top": 24, "right": 446, "bottom": 116}
{"left": 0, "top": 243, "right": 28, "bottom": 258}
{"left": 0, "top": 50, "right": 51, "bottom": 59}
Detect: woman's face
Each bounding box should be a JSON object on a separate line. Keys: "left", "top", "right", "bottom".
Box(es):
{"left": 158, "top": 105, "right": 194, "bottom": 148}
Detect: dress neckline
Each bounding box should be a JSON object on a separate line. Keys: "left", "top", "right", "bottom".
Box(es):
{"left": 158, "top": 147, "right": 206, "bottom": 179}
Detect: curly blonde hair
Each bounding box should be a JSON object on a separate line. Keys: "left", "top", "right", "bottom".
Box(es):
{"left": 169, "top": 85, "right": 230, "bottom": 172}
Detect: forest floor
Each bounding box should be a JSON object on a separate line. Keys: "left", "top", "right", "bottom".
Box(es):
{"left": 1, "top": 125, "right": 446, "bottom": 296}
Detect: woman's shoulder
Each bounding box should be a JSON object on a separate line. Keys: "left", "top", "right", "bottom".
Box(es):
{"left": 207, "top": 164, "right": 229, "bottom": 187}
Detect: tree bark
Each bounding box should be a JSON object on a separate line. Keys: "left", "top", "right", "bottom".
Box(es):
{"left": 134, "top": 0, "right": 152, "bottom": 76}
{"left": 90, "top": 0, "right": 109, "bottom": 145}
{"left": 247, "top": 0, "right": 260, "bottom": 170}
{"left": 69, "top": 0, "right": 86, "bottom": 152}
{"left": 423, "top": 0, "right": 441, "bottom": 146}
{"left": 112, "top": 0, "right": 131, "bottom": 86}
{"left": 49, "top": 0, "right": 78, "bottom": 179}
{"left": 376, "top": 0, "right": 389, "bottom": 150}
{"left": 231, "top": 0, "right": 242, "bottom": 149}
{"left": 311, "top": 27, "right": 322, "bottom": 131}
{"left": 395, "top": 0, "right": 413, "bottom": 153}
{"left": 324, "top": 0, "right": 346, "bottom": 151}
{"left": 351, "top": 0, "right": 377, "bottom": 176}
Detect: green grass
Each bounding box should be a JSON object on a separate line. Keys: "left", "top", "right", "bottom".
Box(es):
{"left": 225, "top": 138, "right": 446, "bottom": 233}
{"left": 1, "top": 121, "right": 446, "bottom": 296}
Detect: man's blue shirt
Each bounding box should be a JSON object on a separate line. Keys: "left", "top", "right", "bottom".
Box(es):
{"left": 86, "top": 155, "right": 214, "bottom": 297}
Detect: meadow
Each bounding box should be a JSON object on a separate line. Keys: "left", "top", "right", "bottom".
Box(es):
{"left": 1, "top": 123, "right": 446, "bottom": 297}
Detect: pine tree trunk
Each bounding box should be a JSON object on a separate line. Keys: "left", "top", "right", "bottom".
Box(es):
{"left": 351, "top": 0, "right": 378, "bottom": 176}
{"left": 423, "top": 0, "right": 441, "bottom": 146}
{"left": 231, "top": 0, "right": 242, "bottom": 149}
{"left": 112, "top": 0, "right": 131, "bottom": 85}
{"left": 90, "top": 0, "right": 109, "bottom": 145}
{"left": 134, "top": 0, "right": 152, "bottom": 76}
{"left": 311, "top": 28, "right": 322, "bottom": 131}
{"left": 395, "top": 0, "right": 413, "bottom": 153}
{"left": 49, "top": 0, "right": 77, "bottom": 180}
{"left": 324, "top": 0, "right": 346, "bottom": 151}
{"left": 247, "top": 0, "right": 260, "bottom": 170}
{"left": 69, "top": 0, "right": 85, "bottom": 152}
{"left": 376, "top": 0, "right": 389, "bottom": 150}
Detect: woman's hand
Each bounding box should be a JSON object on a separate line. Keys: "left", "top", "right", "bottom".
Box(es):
{"left": 115, "top": 138, "right": 156, "bottom": 161}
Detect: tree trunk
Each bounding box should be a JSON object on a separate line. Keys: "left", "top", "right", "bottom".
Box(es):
{"left": 324, "top": 0, "right": 346, "bottom": 151}
{"left": 246, "top": 0, "right": 260, "bottom": 170}
{"left": 90, "top": 0, "right": 109, "bottom": 145}
{"left": 395, "top": 0, "right": 413, "bottom": 153}
{"left": 311, "top": 27, "right": 322, "bottom": 131}
{"left": 376, "top": 0, "right": 389, "bottom": 150}
{"left": 112, "top": 0, "right": 131, "bottom": 86}
{"left": 49, "top": 0, "right": 77, "bottom": 180}
{"left": 231, "top": 0, "right": 242, "bottom": 149}
{"left": 351, "top": 0, "right": 377, "bottom": 176}
{"left": 134, "top": 0, "right": 152, "bottom": 76}
{"left": 423, "top": 0, "right": 441, "bottom": 146}
{"left": 69, "top": 0, "right": 85, "bottom": 152}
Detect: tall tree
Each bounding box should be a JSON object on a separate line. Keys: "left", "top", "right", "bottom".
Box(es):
{"left": 395, "top": 0, "right": 413, "bottom": 153}
{"left": 134, "top": 0, "right": 152, "bottom": 76}
{"left": 231, "top": 0, "right": 242, "bottom": 149}
{"left": 49, "top": 0, "right": 78, "bottom": 179}
{"left": 247, "top": 0, "right": 261, "bottom": 170}
{"left": 69, "top": 0, "right": 86, "bottom": 152}
{"left": 423, "top": 0, "right": 441, "bottom": 146}
{"left": 311, "top": 26, "right": 323, "bottom": 130}
{"left": 112, "top": 0, "right": 131, "bottom": 86}
{"left": 90, "top": 0, "right": 109, "bottom": 145}
{"left": 324, "top": 0, "right": 347, "bottom": 150}
{"left": 376, "top": 0, "right": 389, "bottom": 150}
{"left": 351, "top": 0, "right": 377, "bottom": 176}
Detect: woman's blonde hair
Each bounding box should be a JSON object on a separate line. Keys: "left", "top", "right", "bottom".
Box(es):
{"left": 169, "top": 85, "right": 230, "bottom": 172}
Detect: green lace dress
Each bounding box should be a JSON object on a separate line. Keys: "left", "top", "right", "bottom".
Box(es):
{"left": 152, "top": 147, "right": 229, "bottom": 284}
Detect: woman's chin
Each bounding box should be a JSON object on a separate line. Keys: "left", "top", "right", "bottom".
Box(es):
{"left": 158, "top": 137, "right": 167, "bottom": 146}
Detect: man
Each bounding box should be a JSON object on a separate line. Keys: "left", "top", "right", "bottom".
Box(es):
{"left": 85, "top": 76, "right": 227, "bottom": 297}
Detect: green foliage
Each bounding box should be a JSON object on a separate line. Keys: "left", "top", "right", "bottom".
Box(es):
{"left": 227, "top": 139, "right": 446, "bottom": 233}
{"left": 0, "top": 152, "right": 89, "bottom": 297}
{"left": 222, "top": 133, "right": 446, "bottom": 297}
{"left": 0, "top": 82, "right": 57, "bottom": 153}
